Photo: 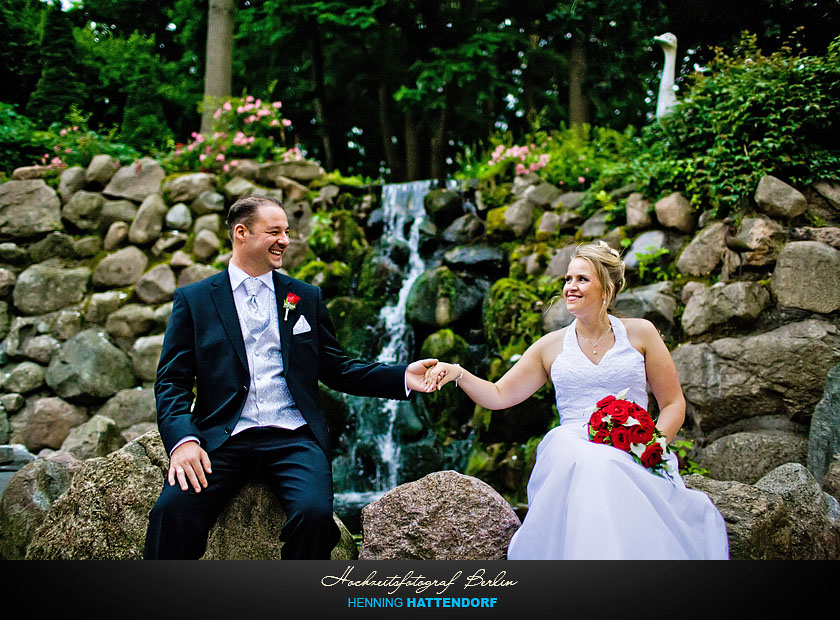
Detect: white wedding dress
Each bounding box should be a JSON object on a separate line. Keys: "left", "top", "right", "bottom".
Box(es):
{"left": 507, "top": 315, "right": 729, "bottom": 560}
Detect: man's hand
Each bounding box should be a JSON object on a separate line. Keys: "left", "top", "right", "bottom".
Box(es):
{"left": 168, "top": 440, "right": 212, "bottom": 492}
{"left": 405, "top": 358, "right": 439, "bottom": 393}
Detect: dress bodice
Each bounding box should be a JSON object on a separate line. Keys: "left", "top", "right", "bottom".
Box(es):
{"left": 550, "top": 315, "right": 648, "bottom": 427}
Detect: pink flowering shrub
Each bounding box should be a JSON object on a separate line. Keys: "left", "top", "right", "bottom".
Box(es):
{"left": 163, "top": 94, "right": 302, "bottom": 174}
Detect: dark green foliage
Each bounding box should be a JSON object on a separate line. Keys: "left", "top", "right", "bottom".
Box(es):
{"left": 25, "top": 4, "right": 84, "bottom": 127}
{"left": 632, "top": 32, "right": 840, "bottom": 216}
{"left": 120, "top": 61, "right": 173, "bottom": 152}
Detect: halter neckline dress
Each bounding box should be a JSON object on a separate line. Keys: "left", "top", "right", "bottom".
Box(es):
{"left": 506, "top": 315, "right": 729, "bottom": 560}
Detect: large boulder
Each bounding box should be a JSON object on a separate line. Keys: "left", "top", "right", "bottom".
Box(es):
{"left": 59, "top": 414, "right": 126, "bottom": 460}
{"left": 675, "top": 221, "right": 727, "bottom": 276}
{"left": 103, "top": 157, "right": 165, "bottom": 202}
{"left": 45, "top": 329, "right": 137, "bottom": 401}
{"left": 24, "top": 430, "right": 356, "bottom": 559}
{"left": 673, "top": 320, "right": 840, "bottom": 435}
{"left": 258, "top": 160, "right": 326, "bottom": 184}
{"left": 0, "top": 454, "right": 80, "bottom": 559}
{"left": 134, "top": 264, "right": 176, "bottom": 305}
{"left": 680, "top": 281, "right": 770, "bottom": 337}
{"left": 654, "top": 192, "right": 695, "bottom": 233}
{"left": 163, "top": 173, "right": 218, "bottom": 204}
{"left": 624, "top": 192, "right": 652, "bottom": 230}
{"left": 61, "top": 190, "right": 105, "bottom": 231}
{"left": 130, "top": 334, "right": 165, "bottom": 381}
{"left": 698, "top": 430, "right": 809, "bottom": 484}
{"left": 613, "top": 282, "right": 678, "bottom": 339}
{"left": 771, "top": 241, "right": 840, "bottom": 313}
{"left": 85, "top": 154, "right": 120, "bottom": 188}
{"left": 406, "top": 267, "right": 488, "bottom": 329}
{"left": 21, "top": 396, "right": 88, "bottom": 452}
{"left": 359, "top": 470, "right": 520, "bottom": 559}
{"left": 807, "top": 363, "right": 840, "bottom": 485}
{"left": 128, "top": 193, "right": 168, "bottom": 246}
{"left": 755, "top": 175, "right": 807, "bottom": 219}
{"left": 92, "top": 246, "right": 148, "bottom": 288}
{"left": 0, "top": 179, "right": 63, "bottom": 239}
{"left": 96, "top": 387, "right": 157, "bottom": 431}
{"left": 12, "top": 262, "right": 91, "bottom": 316}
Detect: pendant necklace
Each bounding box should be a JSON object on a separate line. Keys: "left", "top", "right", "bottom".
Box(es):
{"left": 577, "top": 324, "right": 613, "bottom": 355}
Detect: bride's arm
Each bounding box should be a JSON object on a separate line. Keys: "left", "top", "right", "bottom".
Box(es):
{"left": 425, "top": 336, "right": 551, "bottom": 411}
{"left": 636, "top": 320, "right": 685, "bottom": 442}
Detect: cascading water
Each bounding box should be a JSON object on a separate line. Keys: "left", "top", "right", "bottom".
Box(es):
{"left": 332, "top": 180, "right": 433, "bottom": 528}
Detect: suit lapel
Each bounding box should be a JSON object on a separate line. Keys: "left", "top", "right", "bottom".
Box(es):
{"left": 273, "top": 271, "right": 294, "bottom": 374}
{"left": 209, "top": 270, "right": 249, "bottom": 372}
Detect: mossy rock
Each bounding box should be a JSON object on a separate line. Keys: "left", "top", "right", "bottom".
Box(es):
{"left": 326, "top": 296, "right": 380, "bottom": 359}
{"left": 406, "top": 266, "right": 488, "bottom": 329}
{"left": 296, "top": 259, "right": 352, "bottom": 298}
{"left": 464, "top": 441, "right": 532, "bottom": 505}
{"left": 481, "top": 278, "right": 544, "bottom": 352}
{"left": 357, "top": 251, "right": 403, "bottom": 305}
{"left": 419, "top": 329, "right": 473, "bottom": 439}
{"left": 423, "top": 188, "right": 463, "bottom": 229}
{"left": 485, "top": 206, "right": 510, "bottom": 237}
{"left": 307, "top": 209, "right": 369, "bottom": 270}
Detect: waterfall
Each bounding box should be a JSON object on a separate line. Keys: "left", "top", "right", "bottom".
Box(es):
{"left": 332, "top": 180, "right": 432, "bottom": 527}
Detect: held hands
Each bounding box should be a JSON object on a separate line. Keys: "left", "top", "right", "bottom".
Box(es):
{"left": 405, "top": 358, "right": 441, "bottom": 393}
{"left": 168, "top": 440, "right": 212, "bottom": 493}
{"left": 424, "top": 362, "right": 461, "bottom": 390}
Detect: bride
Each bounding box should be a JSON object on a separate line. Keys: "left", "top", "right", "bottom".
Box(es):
{"left": 425, "top": 241, "right": 729, "bottom": 559}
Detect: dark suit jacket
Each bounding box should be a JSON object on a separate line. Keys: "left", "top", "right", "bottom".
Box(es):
{"left": 154, "top": 269, "right": 409, "bottom": 458}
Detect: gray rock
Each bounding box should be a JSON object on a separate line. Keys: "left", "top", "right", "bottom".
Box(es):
{"left": 193, "top": 228, "right": 221, "bottom": 263}
{"left": 193, "top": 213, "right": 222, "bottom": 236}
{"left": 92, "top": 246, "right": 148, "bottom": 288}
{"left": 19, "top": 334, "right": 61, "bottom": 365}
{"left": 258, "top": 160, "right": 325, "bottom": 184}
{"left": 442, "top": 244, "right": 506, "bottom": 277}
{"left": 0, "top": 241, "right": 28, "bottom": 263}
{"left": 551, "top": 191, "right": 585, "bottom": 210}
{"left": 0, "top": 455, "right": 79, "bottom": 559}
{"left": 813, "top": 180, "right": 840, "bottom": 211}
{"left": 85, "top": 291, "right": 126, "bottom": 324}
{"left": 580, "top": 209, "right": 610, "bottom": 238}
{"left": 60, "top": 414, "right": 126, "bottom": 460}
{"left": 102, "top": 221, "right": 128, "bottom": 251}
{"left": 150, "top": 231, "right": 188, "bottom": 256}
{"left": 12, "top": 262, "right": 90, "bottom": 315}
{"left": 10, "top": 165, "right": 51, "bottom": 180}
{"left": 359, "top": 470, "right": 520, "bottom": 560}
{"left": 164, "top": 203, "right": 192, "bottom": 231}
{"left": 222, "top": 176, "right": 258, "bottom": 201}
{"left": 511, "top": 172, "right": 540, "bottom": 196}
{"left": 122, "top": 422, "right": 157, "bottom": 443}
{"left": 771, "top": 241, "right": 840, "bottom": 313}
{"left": 163, "top": 172, "right": 217, "bottom": 204}
{"left": 676, "top": 221, "right": 727, "bottom": 276}
{"left": 654, "top": 192, "right": 695, "bottom": 233}
{"left": 84, "top": 154, "right": 120, "bottom": 188}
{"left": 725, "top": 216, "right": 787, "bottom": 275}
{"left": 279, "top": 238, "right": 309, "bottom": 273}
{"left": 45, "top": 329, "right": 137, "bottom": 401}
{"left": 790, "top": 225, "right": 840, "bottom": 249}
{"left": 824, "top": 455, "right": 840, "bottom": 499}
{"left": 681, "top": 281, "right": 770, "bottom": 337}
{"left": 28, "top": 232, "right": 77, "bottom": 263}
{"left": 105, "top": 304, "right": 156, "bottom": 339}
{"left": 73, "top": 236, "right": 101, "bottom": 257}
{"left": 673, "top": 320, "right": 840, "bottom": 435}
{"left": 0, "top": 267, "right": 16, "bottom": 296}
{"left": 96, "top": 387, "right": 157, "bottom": 431}
{"left": 0, "top": 393, "right": 25, "bottom": 414}
{"left": 807, "top": 363, "right": 840, "bottom": 485}
{"left": 154, "top": 302, "right": 174, "bottom": 331}
{"left": 62, "top": 190, "right": 104, "bottom": 231}
{"left": 0, "top": 179, "right": 62, "bottom": 239}
{"left": 98, "top": 199, "right": 137, "bottom": 231}
{"left": 754, "top": 463, "right": 840, "bottom": 559}
{"left": 22, "top": 396, "right": 88, "bottom": 452}
{"left": 535, "top": 211, "right": 562, "bottom": 241}
{"left": 699, "top": 430, "right": 809, "bottom": 484}
{"left": 503, "top": 199, "right": 535, "bottom": 237}
{"left": 624, "top": 230, "right": 668, "bottom": 270}
{"left": 406, "top": 269, "right": 488, "bottom": 329}
{"left": 130, "top": 334, "right": 165, "bottom": 382}
{"left": 128, "top": 193, "right": 168, "bottom": 246}
{"left": 0, "top": 300, "right": 9, "bottom": 340}
{"left": 227, "top": 159, "right": 260, "bottom": 180}
{"left": 58, "top": 166, "right": 86, "bottom": 204}
{"left": 102, "top": 157, "right": 165, "bottom": 202}
{"left": 134, "top": 264, "right": 176, "bottom": 305}
{"left": 441, "top": 213, "right": 484, "bottom": 244}
{"left": 191, "top": 190, "right": 226, "bottom": 216}
{"left": 542, "top": 297, "right": 575, "bottom": 332}
{"left": 624, "top": 192, "right": 652, "bottom": 230}
{"left": 424, "top": 189, "right": 464, "bottom": 229}
{"left": 614, "top": 281, "right": 678, "bottom": 338}
{"left": 2, "top": 361, "right": 46, "bottom": 394}
{"left": 755, "top": 175, "right": 807, "bottom": 219}
{"left": 170, "top": 250, "right": 194, "bottom": 269}
{"left": 524, "top": 181, "right": 562, "bottom": 207}
{"left": 544, "top": 244, "right": 578, "bottom": 280}
{"left": 177, "top": 264, "right": 220, "bottom": 288}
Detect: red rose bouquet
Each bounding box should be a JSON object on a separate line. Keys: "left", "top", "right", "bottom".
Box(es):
{"left": 587, "top": 389, "right": 670, "bottom": 477}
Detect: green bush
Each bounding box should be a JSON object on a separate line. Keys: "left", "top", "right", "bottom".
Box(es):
{"left": 633, "top": 32, "right": 840, "bottom": 216}
{"left": 0, "top": 103, "right": 40, "bottom": 174}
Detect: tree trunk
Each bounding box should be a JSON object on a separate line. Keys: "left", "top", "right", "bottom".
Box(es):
{"left": 568, "top": 37, "right": 588, "bottom": 128}
{"left": 377, "top": 83, "right": 404, "bottom": 181}
{"left": 429, "top": 105, "right": 447, "bottom": 182}
{"left": 200, "top": 0, "right": 234, "bottom": 135}
{"left": 309, "top": 21, "right": 334, "bottom": 171}
{"left": 404, "top": 110, "right": 420, "bottom": 181}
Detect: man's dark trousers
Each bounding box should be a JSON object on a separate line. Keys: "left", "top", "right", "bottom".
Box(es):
{"left": 144, "top": 426, "right": 339, "bottom": 560}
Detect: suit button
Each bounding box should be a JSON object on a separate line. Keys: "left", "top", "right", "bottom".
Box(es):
{"left": 224, "top": 427, "right": 231, "bottom": 434}
{"left": 242, "top": 385, "right": 248, "bottom": 391}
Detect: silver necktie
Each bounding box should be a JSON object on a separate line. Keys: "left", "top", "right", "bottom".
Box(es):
{"left": 242, "top": 277, "right": 270, "bottom": 334}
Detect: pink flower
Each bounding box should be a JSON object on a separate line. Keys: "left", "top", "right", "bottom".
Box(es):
{"left": 199, "top": 154, "right": 207, "bottom": 162}
{"left": 515, "top": 163, "right": 527, "bottom": 175}
{"left": 215, "top": 153, "right": 225, "bottom": 161}
{"left": 223, "top": 101, "right": 232, "bottom": 111}
{"left": 282, "top": 119, "right": 292, "bottom": 127}
{"left": 245, "top": 95, "right": 254, "bottom": 103}
{"left": 223, "top": 164, "right": 230, "bottom": 172}
{"left": 59, "top": 129, "right": 67, "bottom": 136}
{"left": 578, "top": 176, "right": 585, "bottom": 184}
{"left": 272, "top": 101, "right": 282, "bottom": 109}
{"left": 213, "top": 108, "right": 222, "bottom": 119}
{"left": 269, "top": 119, "right": 280, "bottom": 127}
{"left": 245, "top": 115, "right": 257, "bottom": 124}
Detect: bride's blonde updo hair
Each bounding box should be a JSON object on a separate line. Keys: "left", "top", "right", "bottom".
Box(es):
{"left": 570, "top": 241, "right": 627, "bottom": 311}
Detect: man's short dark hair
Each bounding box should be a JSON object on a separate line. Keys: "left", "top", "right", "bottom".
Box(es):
{"left": 226, "top": 195, "right": 284, "bottom": 242}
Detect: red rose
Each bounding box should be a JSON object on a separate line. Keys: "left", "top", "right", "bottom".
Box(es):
{"left": 629, "top": 423, "right": 653, "bottom": 444}
{"left": 641, "top": 443, "right": 664, "bottom": 468}
{"left": 608, "top": 400, "right": 634, "bottom": 424}
{"left": 596, "top": 395, "right": 616, "bottom": 409}
{"left": 592, "top": 430, "right": 609, "bottom": 444}
{"left": 610, "top": 426, "right": 631, "bottom": 451}
{"left": 285, "top": 293, "right": 301, "bottom": 306}
{"left": 589, "top": 411, "right": 608, "bottom": 431}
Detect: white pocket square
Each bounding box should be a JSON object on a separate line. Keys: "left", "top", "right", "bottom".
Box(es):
{"left": 293, "top": 315, "right": 311, "bottom": 335}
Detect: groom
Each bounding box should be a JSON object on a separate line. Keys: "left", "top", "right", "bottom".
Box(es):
{"left": 144, "top": 194, "right": 435, "bottom": 559}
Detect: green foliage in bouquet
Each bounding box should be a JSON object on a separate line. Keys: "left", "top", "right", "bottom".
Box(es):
{"left": 632, "top": 31, "right": 840, "bottom": 217}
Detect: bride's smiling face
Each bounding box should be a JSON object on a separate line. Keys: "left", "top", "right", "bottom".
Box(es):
{"left": 563, "top": 257, "right": 605, "bottom": 316}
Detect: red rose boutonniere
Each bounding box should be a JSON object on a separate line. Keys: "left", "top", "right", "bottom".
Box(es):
{"left": 283, "top": 292, "right": 301, "bottom": 321}
{"left": 586, "top": 388, "right": 671, "bottom": 478}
